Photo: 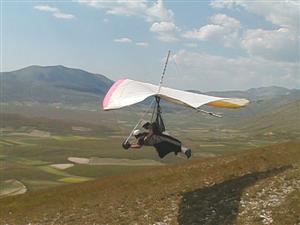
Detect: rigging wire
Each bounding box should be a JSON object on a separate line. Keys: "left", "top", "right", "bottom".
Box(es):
{"left": 157, "top": 50, "right": 171, "bottom": 94}
{"left": 124, "top": 50, "right": 171, "bottom": 143}
{"left": 124, "top": 99, "right": 156, "bottom": 143}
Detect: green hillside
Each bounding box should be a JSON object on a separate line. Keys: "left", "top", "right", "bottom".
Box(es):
{"left": 234, "top": 100, "right": 300, "bottom": 136}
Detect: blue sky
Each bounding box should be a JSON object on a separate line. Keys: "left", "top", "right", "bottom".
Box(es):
{"left": 1, "top": 0, "right": 299, "bottom": 91}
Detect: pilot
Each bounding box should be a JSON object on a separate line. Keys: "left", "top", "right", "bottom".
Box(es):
{"left": 124, "top": 122, "right": 191, "bottom": 159}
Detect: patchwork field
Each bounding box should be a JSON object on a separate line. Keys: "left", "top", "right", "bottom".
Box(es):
{"left": 0, "top": 134, "right": 164, "bottom": 195}
{"left": 0, "top": 133, "right": 295, "bottom": 197}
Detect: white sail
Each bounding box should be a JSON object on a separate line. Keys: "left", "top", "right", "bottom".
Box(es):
{"left": 103, "top": 79, "right": 249, "bottom": 110}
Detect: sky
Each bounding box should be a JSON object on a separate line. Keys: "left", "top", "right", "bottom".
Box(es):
{"left": 1, "top": 0, "right": 299, "bottom": 91}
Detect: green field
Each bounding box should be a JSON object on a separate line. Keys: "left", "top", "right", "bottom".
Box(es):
{"left": 0, "top": 135, "right": 159, "bottom": 192}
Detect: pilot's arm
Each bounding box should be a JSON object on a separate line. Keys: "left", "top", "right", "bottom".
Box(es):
{"left": 130, "top": 136, "right": 145, "bottom": 149}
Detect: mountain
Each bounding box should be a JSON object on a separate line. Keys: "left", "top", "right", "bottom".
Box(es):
{"left": 0, "top": 142, "right": 299, "bottom": 225}
{"left": 205, "top": 86, "right": 293, "bottom": 99}
{"left": 187, "top": 86, "right": 299, "bottom": 109}
{"left": 0, "top": 65, "right": 113, "bottom": 105}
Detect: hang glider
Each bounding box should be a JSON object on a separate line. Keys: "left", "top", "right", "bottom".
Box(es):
{"left": 102, "top": 51, "right": 250, "bottom": 159}
{"left": 102, "top": 79, "right": 249, "bottom": 111}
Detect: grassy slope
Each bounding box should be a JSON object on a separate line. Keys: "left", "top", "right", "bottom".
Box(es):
{"left": 0, "top": 141, "right": 299, "bottom": 225}
{"left": 233, "top": 100, "right": 300, "bottom": 135}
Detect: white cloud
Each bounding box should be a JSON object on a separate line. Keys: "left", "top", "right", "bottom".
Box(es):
{"left": 77, "top": 0, "right": 173, "bottom": 22}
{"left": 183, "top": 14, "right": 241, "bottom": 47}
{"left": 168, "top": 50, "right": 299, "bottom": 91}
{"left": 53, "top": 12, "right": 75, "bottom": 20}
{"left": 114, "top": 38, "right": 149, "bottom": 47}
{"left": 114, "top": 38, "right": 133, "bottom": 43}
{"left": 146, "top": 0, "right": 174, "bottom": 22}
{"left": 242, "top": 28, "right": 299, "bottom": 62}
{"left": 150, "top": 21, "right": 179, "bottom": 32}
{"left": 34, "top": 5, "right": 58, "bottom": 13}
{"left": 136, "top": 42, "right": 149, "bottom": 47}
{"left": 150, "top": 21, "right": 179, "bottom": 42}
{"left": 210, "top": 0, "right": 300, "bottom": 29}
{"left": 34, "top": 5, "right": 75, "bottom": 20}
{"left": 77, "top": 0, "right": 176, "bottom": 43}
{"left": 209, "top": 1, "right": 299, "bottom": 62}
{"left": 79, "top": 0, "right": 148, "bottom": 17}
{"left": 212, "top": 13, "right": 241, "bottom": 29}
{"left": 183, "top": 24, "right": 224, "bottom": 40}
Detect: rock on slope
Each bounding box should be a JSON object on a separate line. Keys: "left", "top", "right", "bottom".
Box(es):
{"left": 0, "top": 142, "right": 299, "bottom": 225}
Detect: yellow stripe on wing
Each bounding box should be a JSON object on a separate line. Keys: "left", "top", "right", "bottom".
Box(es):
{"left": 207, "top": 98, "right": 249, "bottom": 109}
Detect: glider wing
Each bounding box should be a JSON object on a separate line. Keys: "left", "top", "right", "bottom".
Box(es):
{"left": 102, "top": 79, "right": 249, "bottom": 110}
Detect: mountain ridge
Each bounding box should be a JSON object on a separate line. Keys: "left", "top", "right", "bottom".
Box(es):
{"left": 2, "top": 65, "right": 299, "bottom": 102}
{"left": 0, "top": 65, "right": 113, "bottom": 105}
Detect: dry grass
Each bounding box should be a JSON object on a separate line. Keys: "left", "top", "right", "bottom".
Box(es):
{"left": 0, "top": 141, "right": 299, "bottom": 225}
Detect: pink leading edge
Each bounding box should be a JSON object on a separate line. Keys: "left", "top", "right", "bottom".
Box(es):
{"left": 102, "top": 79, "right": 126, "bottom": 109}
